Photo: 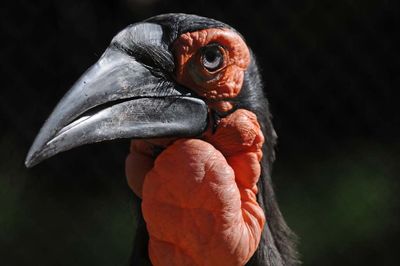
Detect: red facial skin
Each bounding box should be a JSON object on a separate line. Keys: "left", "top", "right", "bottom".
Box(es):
{"left": 173, "top": 28, "right": 250, "bottom": 113}
{"left": 125, "top": 28, "right": 265, "bottom": 266}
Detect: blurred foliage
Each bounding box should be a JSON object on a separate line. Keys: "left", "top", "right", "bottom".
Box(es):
{"left": 0, "top": 0, "right": 399, "bottom": 265}
{"left": 274, "top": 141, "right": 399, "bottom": 265}
{"left": 0, "top": 132, "right": 135, "bottom": 266}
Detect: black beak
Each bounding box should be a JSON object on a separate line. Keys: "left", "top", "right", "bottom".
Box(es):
{"left": 25, "top": 22, "right": 208, "bottom": 167}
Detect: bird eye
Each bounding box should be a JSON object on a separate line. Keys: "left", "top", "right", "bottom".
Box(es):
{"left": 200, "top": 44, "right": 224, "bottom": 72}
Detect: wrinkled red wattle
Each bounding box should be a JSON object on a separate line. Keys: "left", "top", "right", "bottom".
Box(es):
{"left": 126, "top": 109, "right": 265, "bottom": 266}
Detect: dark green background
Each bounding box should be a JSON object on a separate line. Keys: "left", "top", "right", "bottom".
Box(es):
{"left": 1, "top": 0, "right": 399, "bottom": 265}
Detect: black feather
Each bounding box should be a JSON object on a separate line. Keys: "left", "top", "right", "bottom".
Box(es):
{"left": 130, "top": 198, "right": 152, "bottom": 266}
{"left": 146, "top": 13, "right": 231, "bottom": 45}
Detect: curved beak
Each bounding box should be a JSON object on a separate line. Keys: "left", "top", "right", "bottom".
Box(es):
{"left": 25, "top": 25, "right": 208, "bottom": 167}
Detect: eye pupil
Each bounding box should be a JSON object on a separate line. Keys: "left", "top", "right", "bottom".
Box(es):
{"left": 201, "top": 45, "right": 224, "bottom": 71}
{"left": 205, "top": 50, "right": 217, "bottom": 63}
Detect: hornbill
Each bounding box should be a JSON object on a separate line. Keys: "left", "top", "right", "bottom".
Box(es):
{"left": 25, "top": 14, "right": 298, "bottom": 266}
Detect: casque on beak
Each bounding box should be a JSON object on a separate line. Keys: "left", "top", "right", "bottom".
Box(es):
{"left": 25, "top": 22, "right": 208, "bottom": 167}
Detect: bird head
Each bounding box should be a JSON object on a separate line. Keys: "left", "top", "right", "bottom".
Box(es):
{"left": 25, "top": 14, "right": 298, "bottom": 265}
{"left": 25, "top": 13, "right": 269, "bottom": 167}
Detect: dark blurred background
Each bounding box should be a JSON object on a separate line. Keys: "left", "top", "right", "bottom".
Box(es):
{"left": 1, "top": 0, "right": 399, "bottom": 265}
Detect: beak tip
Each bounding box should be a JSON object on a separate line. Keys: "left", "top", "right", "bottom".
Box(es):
{"left": 25, "top": 156, "right": 34, "bottom": 168}
{"left": 25, "top": 153, "right": 37, "bottom": 168}
{"left": 25, "top": 146, "right": 44, "bottom": 168}
{"left": 24, "top": 160, "right": 33, "bottom": 168}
